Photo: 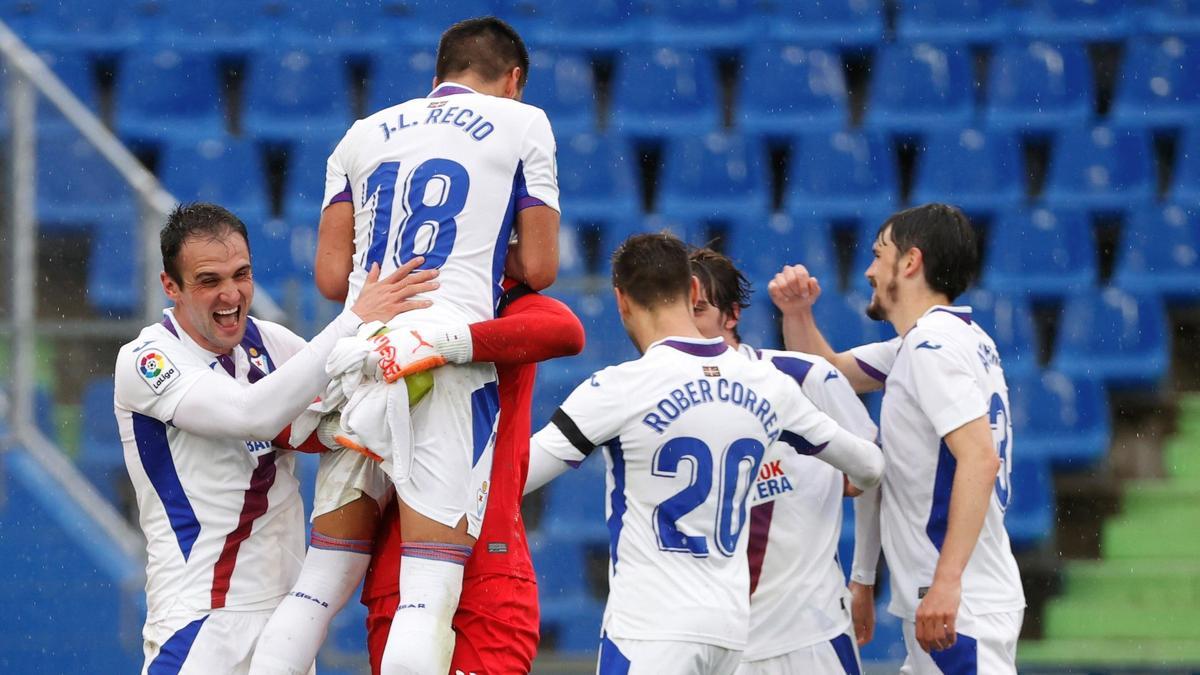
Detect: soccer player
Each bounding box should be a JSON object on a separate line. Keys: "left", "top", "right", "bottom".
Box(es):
{"left": 689, "top": 247, "right": 876, "bottom": 675}
{"left": 769, "top": 204, "right": 1026, "bottom": 673}
{"left": 251, "top": 16, "right": 559, "bottom": 675}
{"left": 524, "top": 233, "right": 885, "bottom": 673}
{"left": 114, "top": 203, "right": 435, "bottom": 674}
{"left": 362, "top": 280, "right": 585, "bottom": 675}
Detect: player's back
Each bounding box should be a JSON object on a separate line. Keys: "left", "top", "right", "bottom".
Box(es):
{"left": 326, "top": 83, "right": 558, "bottom": 323}
{"left": 880, "top": 306, "right": 1024, "bottom": 619}
{"left": 581, "top": 337, "right": 821, "bottom": 651}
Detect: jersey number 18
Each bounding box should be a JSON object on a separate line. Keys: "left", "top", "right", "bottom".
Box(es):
{"left": 362, "top": 158, "right": 470, "bottom": 271}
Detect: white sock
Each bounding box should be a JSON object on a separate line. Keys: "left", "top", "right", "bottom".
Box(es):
{"left": 379, "top": 544, "right": 472, "bottom": 675}
{"left": 249, "top": 538, "right": 372, "bottom": 675}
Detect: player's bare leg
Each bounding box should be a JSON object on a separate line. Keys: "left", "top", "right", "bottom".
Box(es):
{"left": 250, "top": 495, "right": 381, "bottom": 674}
{"left": 378, "top": 501, "right": 475, "bottom": 675}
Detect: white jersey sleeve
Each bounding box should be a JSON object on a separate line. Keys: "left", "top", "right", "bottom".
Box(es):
{"left": 517, "top": 109, "right": 559, "bottom": 213}
{"left": 114, "top": 334, "right": 213, "bottom": 425}
{"left": 849, "top": 336, "right": 901, "bottom": 385}
{"left": 322, "top": 122, "right": 357, "bottom": 210}
{"left": 797, "top": 358, "right": 878, "bottom": 442}
{"left": 906, "top": 327, "right": 990, "bottom": 436}
{"left": 774, "top": 379, "right": 884, "bottom": 490}
{"left": 531, "top": 366, "right": 625, "bottom": 464}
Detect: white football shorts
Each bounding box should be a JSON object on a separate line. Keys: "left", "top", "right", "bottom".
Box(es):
{"left": 598, "top": 634, "right": 742, "bottom": 675}
{"left": 312, "top": 447, "right": 391, "bottom": 521}
{"left": 735, "top": 627, "right": 863, "bottom": 675}
{"left": 141, "top": 608, "right": 312, "bottom": 675}
{"left": 900, "top": 607, "right": 1023, "bottom": 675}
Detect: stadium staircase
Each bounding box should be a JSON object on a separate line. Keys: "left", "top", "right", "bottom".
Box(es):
{"left": 1020, "top": 394, "right": 1200, "bottom": 668}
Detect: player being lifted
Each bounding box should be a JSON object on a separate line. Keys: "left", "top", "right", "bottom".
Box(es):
{"left": 771, "top": 204, "right": 1025, "bottom": 673}
{"left": 251, "top": 17, "right": 558, "bottom": 675}
{"left": 114, "top": 203, "right": 434, "bottom": 674}
{"left": 688, "top": 247, "right": 876, "bottom": 675}
{"left": 524, "top": 233, "right": 884, "bottom": 674}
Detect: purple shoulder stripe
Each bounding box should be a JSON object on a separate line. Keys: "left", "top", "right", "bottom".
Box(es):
{"left": 856, "top": 357, "right": 888, "bottom": 383}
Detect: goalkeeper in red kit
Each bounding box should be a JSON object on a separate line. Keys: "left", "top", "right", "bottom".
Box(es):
{"left": 362, "top": 281, "right": 585, "bottom": 674}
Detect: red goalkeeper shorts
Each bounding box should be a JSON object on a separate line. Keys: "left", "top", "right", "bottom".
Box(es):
{"left": 365, "top": 574, "right": 539, "bottom": 675}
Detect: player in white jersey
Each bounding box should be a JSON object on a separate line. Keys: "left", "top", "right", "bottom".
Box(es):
{"left": 114, "top": 203, "right": 434, "bottom": 674}
{"left": 251, "top": 17, "right": 560, "bottom": 675}
{"left": 768, "top": 204, "right": 1026, "bottom": 674}
{"left": 523, "top": 233, "right": 885, "bottom": 675}
{"left": 689, "top": 247, "right": 874, "bottom": 675}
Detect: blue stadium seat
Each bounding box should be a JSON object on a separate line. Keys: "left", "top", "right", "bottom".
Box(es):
{"left": 864, "top": 42, "right": 974, "bottom": 136}
{"left": 1052, "top": 288, "right": 1169, "bottom": 388}
{"left": 1009, "top": 370, "right": 1111, "bottom": 468}
{"left": 243, "top": 46, "right": 354, "bottom": 142}
{"left": 520, "top": 49, "right": 597, "bottom": 136}
{"left": 1043, "top": 126, "right": 1154, "bottom": 212}
{"left": 644, "top": 0, "right": 755, "bottom": 50}
{"left": 1005, "top": 454, "right": 1054, "bottom": 550}
{"left": 736, "top": 300, "right": 781, "bottom": 351}
{"left": 37, "top": 130, "right": 136, "bottom": 234}
{"left": 1114, "top": 202, "right": 1200, "bottom": 303}
{"left": 158, "top": 136, "right": 269, "bottom": 215}
{"left": 498, "top": 0, "right": 639, "bottom": 51}
{"left": 377, "top": 0, "right": 496, "bottom": 40}
{"left": 984, "top": 41, "right": 1093, "bottom": 135}
{"left": 960, "top": 288, "right": 1041, "bottom": 378}
{"left": 1014, "top": 0, "right": 1133, "bottom": 40}
{"left": 557, "top": 132, "right": 640, "bottom": 221}
{"left": 735, "top": 43, "right": 847, "bottom": 137}
{"left": 1140, "top": 0, "right": 1200, "bottom": 36}
{"left": 554, "top": 289, "right": 639, "bottom": 365}
{"left": 134, "top": 0, "right": 270, "bottom": 54}
{"left": 78, "top": 377, "right": 126, "bottom": 505}
{"left": 610, "top": 46, "right": 720, "bottom": 139}
{"left": 1112, "top": 36, "right": 1200, "bottom": 130}
{"left": 529, "top": 533, "right": 605, "bottom": 653}
{"left": 541, "top": 452, "right": 609, "bottom": 542}
{"left": 895, "top": 0, "right": 1009, "bottom": 44}
{"left": 727, "top": 213, "right": 839, "bottom": 286}
{"left": 282, "top": 134, "right": 340, "bottom": 223}
{"left": 34, "top": 48, "right": 98, "bottom": 130}
{"left": 911, "top": 128, "right": 1024, "bottom": 217}
{"left": 31, "top": 0, "right": 140, "bottom": 53}
{"left": 762, "top": 0, "right": 885, "bottom": 48}
{"left": 366, "top": 46, "right": 436, "bottom": 113}
{"left": 1173, "top": 125, "right": 1200, "bottom": 204}
{"left": 87, "top": 219, "right": 140, "bottom": 316}
{"left": 530, "top": 355, "right": 603, "bottom": 434}
{"left": 274, "top": 0, "right": 384, "bottom": 54}
{"left": 984, "top": 208, "right": 1097, "bottom": 299}
{"left": 116, "top": 47, "right": 225, "bottom": 142}
{"left": 813, "top": 290, "right": 894, "bottom": 352}
{"left": 246, "top": 216, "right": 299, "bottom": 297}
{"left": 658, "top": 132, "right": 770, "bottom": 220}
{"left": 786, "top": 130, "right": 896, "bottom": 220}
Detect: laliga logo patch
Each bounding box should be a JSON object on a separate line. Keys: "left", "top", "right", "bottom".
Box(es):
{"left": 369, "top": 332, "right": 403, "bottom": 382}
{"left": 138, "top": 350, "right": 180, "bottom": 395}
{"left": 248, "top": 346, "right": 270, "bottom": 375}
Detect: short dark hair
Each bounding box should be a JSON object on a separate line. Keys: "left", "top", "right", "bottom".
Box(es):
{"left": 436, "top": 17, "right": 529, "bottom": 90}
{"left": 161, "top": 202, "right": 250, "bottom": 285}
{"left": 689, "top": 246, "right": 752, "bottom": 340}
{"left": 877, "top": 203, "right": 979, "bottom": 301}
{"left": 611, "top": 232, "right": 693, "bottom": 308}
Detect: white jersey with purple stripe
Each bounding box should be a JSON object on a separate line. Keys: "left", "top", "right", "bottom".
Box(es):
{"left": 323, "top": 81, "right": 559, "bottom": 323}
{"left": 850, "top": 306, "right": 1025, "bottom": 620}
{"left": 738, "top": 344, "right": 877, "bottom": 662}
{"left": 114, "top": 309, "right": 307, "bottom": 627}
{"left": 530, "top": 337, "right": 849, "bottom": 651}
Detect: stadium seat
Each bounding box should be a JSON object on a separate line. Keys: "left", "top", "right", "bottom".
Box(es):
{"left": 78, "top": 377, "right": 126, "bottom": 505}
{"left": 960, "top": 288, "right": 1041, "bottom": 378}
{"left": 245, "top": 216, "right": 298, "bottom": 297}
{"left": 157, "top": 136, "right": 270, "bottom": 215}
{"left": 911, "top": 128, "right": 1024, "bottom": 217}
{"left": 541, "top": 453, "right": 610, "bottom": 542}
{"left": 864, "top": 42, "right": 974, "bottom": 136}
{"left": 1173, "top": 125, "right": 1200, "bottom": 204}
{"left": 1052, "top": 287, "right": 1169, "bottom": 388}
{"left": 554, "top": 289, "right": 639, "bottom": 366}
{"left": 274, "top": 0, "right": 384, "bottom": 54}
{"left": 1114, "top": 202, "right": 1200, "bottom": 303}
{"left": 643, "top": 0, "right": 755, "bottom": 50}
{"left": 378, "top": 0, "right": 497, "bottom": 41}
{"left": 1009, "top": 370, "right": 1111, "bottom": 468}
{"left": 785, "top": 130, "right": 896, "bottom": 220}
{"left": 1112, "top": 36, "right": 1200, "bottom": 129}
{"left": 87, "top": 219, "right": 140, "bottom": 316}
{"left": 610, "top": 46, "right": 720, "bottom": 139}
{"left": 1005, "top": 454, "right": 1054, "bottom": 549}
{"left": 761, "top": 0, "right": 884, "bottom": 48}
{"left": 984, "top": 41, "right": 1093, "bottom": 135}
{"left": 735, "top": 43, "right": 847, "bottom": 137}
{"left": 34, "top": 48, "right": 99, "bottom": 130}
{"left": 735, "top": 299, "right": 781, "bottom": 351}
{"left": 895, "top": 0, "right": 1010, "bottom": 44}
{"left": 1043, "top": 126, "right": 1154, "bottom": 212}
{"left": 497, "top": 0, "right": 639, "bottom": 51}
{"left": 366, "top": 46, "right": 436, "bottom": 113}
{"left": 529, "top": 533, "right": 605, "bottom": 653}
{"left": 115, "top": 47, "right": 225, "bottom": 142}
{"left": 812, "top": 290, "right": 895, "bottom": 352}
{"left": 282, "top": 134, "right": 340, "bottom": 222}
{"left": 36, "top": 129, "right": 136, "bottom": 234}
{"left": 726, "top": 213, "right": 839, "bottom": 286}
{"left": 984, "top": 207, "right": 1097, "bottom": 299}
{"left": 657, "top": 132, "right": 770, "bottom": 220}
{"left": 555, "top": 132, "right": 642, "bottom": 258}
{"left": 134, "top": 0, "right": 270, "bottom": 54}
{"left": 243, "top": 46, "right": 354, "bottom": 142}
{"left": 1139, "top": 0, "right": 1200, "bottom": 36}
{"left": 519, "top": 49, "right": 597, "bottom": 136}
{"left": 1014, "top": 0, "right": 1133, "bottom": 41}
{"left": 30, "top": 0, "right": 140, "bottom": 53}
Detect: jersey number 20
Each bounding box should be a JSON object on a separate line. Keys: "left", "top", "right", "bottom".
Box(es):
{"left": 652, "top": 437, "right": 765, "bottom": 558}
{"left": 362, "top": 159, "right": 470, "bottom": 271}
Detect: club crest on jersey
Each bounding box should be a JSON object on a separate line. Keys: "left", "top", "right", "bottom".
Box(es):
{"left": 138, "top": 350, "right": 180, "bottom": 395}
{"left": 248, "top": 347, "right": 270, "bottom": 375}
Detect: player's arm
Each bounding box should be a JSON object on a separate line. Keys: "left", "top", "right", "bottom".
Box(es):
{"left": 850, "top": 483, "right": 881, "bottom": 646}
{"left": 769, "top": 264, "right": 883, "bottom": 393}
{"left": 315, "top": 202, "right": 355, "bottom": 302}
{"left": 778, "top": 382, "right": 884, "bottom": 491}
{"left": 430, "top": 286, "right": 584, "bottom": 366}
{"left": 170, "top": 261, "right": 436, "bottom": 440}
{"left": 507, "top": 206, "right": 559, "bottom": 291}
{"left": 525, "top": 367, "right": 625, "bottom": 494}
